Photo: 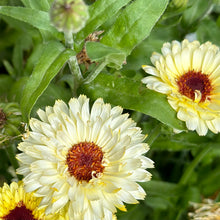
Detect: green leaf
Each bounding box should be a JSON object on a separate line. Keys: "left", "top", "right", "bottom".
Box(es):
{"left": 151, "top": 132, "right": 211, "bottom": 151}
{"left": 86, "top": 41, "right": 126, "bottom": 69}
{"left": 0, "top": 6, "right": 60, "bottom": 36}
{"left": 75, "top": 0, "right": 132, "bottom": 47}
{"left": 23, "top": 44, "right": 44, "bottom": 76}
{"left": 3, "top": 60, "right": 16, "bottom": 78}
{"left": 144, "top": 196, "right": 173, "bottom": 210}
{"left": 117, "top": 204, "right": 147, "bottom": 220}
{"left": 20, "top": 41, "right": 75, "bottom": 122}
{"left": 28, "top": 0, "right": 50, "bottom": 11}
{"left": 140, "top": 180, "right": 183, "bottom": 198}
{"left": 0, "top": 75, "right": 14, "bottom": 97}
{"left": 197, "top": 18, "right": 220, "bottom": 45}
{"left": 101, "top": 0, "right": 169, "bottom": 55}
{"left": 12, "top": 33, "right": 32, "bottom": 76}
{"left": 78, "top": 73, "right": 186, "bottom": 130}
{"left": 9, "top": 77, "right": 28, "bottom": 102}
{"left": 21, "top": 0, "right": 31, "bottom": 7}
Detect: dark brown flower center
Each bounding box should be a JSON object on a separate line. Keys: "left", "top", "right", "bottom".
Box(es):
{"left": 0, "top": 108, "right": 7, "bottom": 129}
{"left": 66, "top": 142, "right": 104, "bottom": 182}
{"left": 177, "top": 71, "right": 212, "bottom": 102}
{"left": 3, "top": 201, "right": 36, "bottom": 220}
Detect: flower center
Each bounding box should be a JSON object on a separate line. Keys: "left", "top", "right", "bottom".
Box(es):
{"left": 0, "top": 108, "right": 7, "bottom": 129}
{"left": 177, "top": 71, "right": 212, "bottom": 102}
{"left": 66, "top": 142, "right": 105, "bottom": 182}
{"left": 3, "top": 201, "right": 36, "bottom": 220}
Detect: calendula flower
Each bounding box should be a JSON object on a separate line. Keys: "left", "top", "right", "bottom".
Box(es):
{"left": 188, "top": 199, "right": 220, "bottom": 220}
{"left": 16, "top": 95, "right": 153, "bottom": 220}
{"left": 0, "top": 181, "right": 60, "bottom": 220}
{"left": 142, "top": 39, "right": 220, "bottom": 136}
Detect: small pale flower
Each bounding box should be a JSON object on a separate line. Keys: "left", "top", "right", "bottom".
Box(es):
{"left": 142, "top": 39, "right": 220, "bottom": 136}
{"left": 188, "top": 199, "right": 220, "bottom": 220}
{"left": 16, "top": 95, "right": 154, "bottom": 220}
{"left": 0, "top": 181, "right": 60, "bottom": 220}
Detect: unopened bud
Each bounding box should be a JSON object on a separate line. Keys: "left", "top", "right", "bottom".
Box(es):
{"left": 0, "top": 108, "right": 6, "bottom": 129}
{"left": 50, "top": 0, "right": 89, "bottom": 34}
{"left": 0, "top": 102, "right": 22, "bottom": 145}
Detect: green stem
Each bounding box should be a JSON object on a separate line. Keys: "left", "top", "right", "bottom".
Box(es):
{"left": 179, "top": 146, "right": 211, "bottom": 185}
{"left": 146, "top": 125, "right": 161, "bottom": 146}
{"left": 83, "top": 62, "right": 107, "bottom": 84}
{"left": 68, "top": 56, "right": 83, "bottom": 96}
{"left": 64, "top": 31, "right": 83, "bottom": 96}
{"left": 64, "top": 31, "right": 74, "bottom": 49}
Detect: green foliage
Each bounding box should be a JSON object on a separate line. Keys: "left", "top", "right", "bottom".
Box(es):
{"left": 79, "top": 72, "right": 186, "bottom": 130}
{"left": 0, "top": 6, "right": 59, "bottom": 34}
{"left": 101, "top": 0, "right": 169, "bottom": 56}
{"left": 20, "top": 41, "right": 74, "bottom": 122}
{"left": 75, "top": 0, "right": 132, "bottom": 48}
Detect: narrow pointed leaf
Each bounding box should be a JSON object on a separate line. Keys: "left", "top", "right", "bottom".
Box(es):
{"left": 0, "top": 6, "right": 60, "bottom": 36}
{"left": 21, "top": 41, "right": 75, "bottom": 122}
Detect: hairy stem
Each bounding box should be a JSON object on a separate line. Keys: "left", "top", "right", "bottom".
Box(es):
{"left": 64, "top": 31, "right": 83, "bottom": 96}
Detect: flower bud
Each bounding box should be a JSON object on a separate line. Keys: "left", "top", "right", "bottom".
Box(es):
{"left": 0, "top": 102, "right": 22, "bottom": 145}
{"left": 50, "top": 0, "right": 89, "bottom": 34}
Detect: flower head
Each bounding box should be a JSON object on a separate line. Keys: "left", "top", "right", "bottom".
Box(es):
{"left": 16, "top": 95, "right": 153, "bottom": 219}
{"left": 0, "top": 181, "right": 60, "bottom": 220}
{"left": 142, "top": 39, "right": 220, "bottom": 136}
{"left": 188, "top": 199, "right": 220, "bottom": 220}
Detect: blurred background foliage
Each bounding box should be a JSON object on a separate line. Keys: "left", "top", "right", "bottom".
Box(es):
{"left": 0, "top": 0, "right": 220, "bottom": 219}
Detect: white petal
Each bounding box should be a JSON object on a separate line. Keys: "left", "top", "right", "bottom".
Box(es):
{"left": 142, "top": 65, "right": 160, "bottom": 76}
{"left": 196, "top": 120, "right": 208, "bottom": 136}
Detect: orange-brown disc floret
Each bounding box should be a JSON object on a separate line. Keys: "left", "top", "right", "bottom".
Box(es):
{"left": 66, "top": 142, "right": 105, "bottom": 182}
{"left": 177, "top": 71, "right": 213, "bottom": 102}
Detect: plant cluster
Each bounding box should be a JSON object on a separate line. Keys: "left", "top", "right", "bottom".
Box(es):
{"left": 0, "top": 0, "right": 220, "bottom": 219}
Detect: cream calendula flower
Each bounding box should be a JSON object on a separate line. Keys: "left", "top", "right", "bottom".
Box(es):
{"left": 0, "top": 181, "right": 60, "bottom": 220}
{"left": 142, "top": 39, "right": 220, "bottom": 136}
{"left": 16, "top": 95, "right": 154, "bottom": 220}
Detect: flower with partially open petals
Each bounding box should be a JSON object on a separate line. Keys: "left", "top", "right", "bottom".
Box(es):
{"left": 0, "top": 181, "right": 59, "bottom": 220}
{"left": 142, "top": 39, "right": 220, "bottom": 136}
{"left": 16, "top": 95, "right": 154, "bottom": 220}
